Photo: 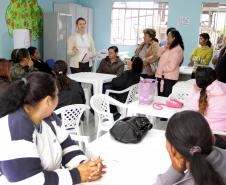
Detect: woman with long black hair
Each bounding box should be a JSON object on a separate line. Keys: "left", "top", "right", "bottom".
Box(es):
{"left": 155, "top": 110, "right": 226, "bottom": 185}
{"left": 0, "top": 72, "right": 105, "bottom": 184}
{"left": 155, "top": 30, "right": 184, "bottom": 97}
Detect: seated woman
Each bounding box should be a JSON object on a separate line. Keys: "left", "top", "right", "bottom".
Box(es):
{"left": 0, "top": 71, "right": 105, "bottom": 184}
{"left": 0, "top": 59, "right": 11, "bottom": 100}
{"left": 97, "top": 46, "right": 124, "bottom": 76}
{"left": 52, "top": 60, "right": 85, "bottom": 110}
{"left": 28, "top": 46, "right": 52, "bottom": 73}
{"left": 212, "top": 34, "right": 226, "bottom": 68}
{"left": 11, "top": 48, "right": 34, "bottom": 80}
{"left": 189, "top": 67, "right": 226, "bottom": 132}
{"left": 154, "top": 110, "right": 226, "bottom": 185}
{"left": 189, "top": 33, "right": 213, "bottom": 78}
{"left": 0, "top": 58, "right": 11, "bottom": 85}
{"left": 135, "top": 28, "right": 159, "bottom": 78}
{"left": 215, "top": 41, "right": 226, "bottom": 83}
{"left": 189, "top": 67, "right": 226, "bottom": 148}
{"left": 110, "top": 56, "right": 143, "bottom": 103}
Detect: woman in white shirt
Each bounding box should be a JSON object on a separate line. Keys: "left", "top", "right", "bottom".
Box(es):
{"left": 68, "top": 17, "right": 95, "bottom": 73}
{"left": 0, "top": 72, "right": 105, "bottom": 184}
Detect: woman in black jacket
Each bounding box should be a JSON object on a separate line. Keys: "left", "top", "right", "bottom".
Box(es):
{"left": 52, "top": 60, "right": 85, "bottom": 109}
{"left": 215, "top": 46, "right": 226, "bottom": 83}
{"left": 110, "top": 56, "right": 143, "bottom": 103}
{"left": 28, "top": 46, "right": 52, "bottom": 73}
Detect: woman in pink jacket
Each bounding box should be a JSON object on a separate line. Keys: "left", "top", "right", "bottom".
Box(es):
{"left": 155, "top": 30, "right": 184, "bottom": 97}
{"left": 189, "top": 67, "right": 226, "bottom": 148}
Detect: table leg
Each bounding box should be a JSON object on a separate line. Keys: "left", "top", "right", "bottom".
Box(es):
{"left": 92, "top": 81, "right": 102, "bottom": 128}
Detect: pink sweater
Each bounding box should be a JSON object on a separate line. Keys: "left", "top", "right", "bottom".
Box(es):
{"left": 189, "top": 80, "right": 226, "bottom": 132}
{"left": 155, "top": 45, "right": 183, "bottom": 80}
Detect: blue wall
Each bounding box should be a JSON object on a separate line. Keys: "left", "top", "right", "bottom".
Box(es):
{"left": 78, "top": 0, "right": 113, "bottom": 52}
{"left": 167, "top": 0, "right": 202, "bottom": 64}
{"left": 2, "top": 0, "right": 224, "bottom": 62}
{"left": 0, "top": 0, "right": 78, "bottom": 59}
{"left": 78, "top": 0, "right": 225, "bottom": 65}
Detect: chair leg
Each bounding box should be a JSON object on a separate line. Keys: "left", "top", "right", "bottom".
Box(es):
{"left": 70, "top": 134, "right": 90, "bottom": 152}
{"left": 80, "top": 121, "right": 84, "bottom": 135}
{"left": 96, "top": 126, "right": 100, "bottom": 139}
{"left": 85, "top": 109, "right": 89, "bottom": 125}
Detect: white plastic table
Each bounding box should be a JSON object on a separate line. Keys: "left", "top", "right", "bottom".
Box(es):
{"left": 68, "top": 72, "right": 116, "bottom": 126}
{"left": 81, "top": 129, "right": 170, "bottom": 185}
{"left": 68, "top": 72, "right": 116, "bottom": 95}
{"left": 127, "top": 96, "right": 189, "bottom": 119}
{"left": 0, "top": 130, "right": 170, "bottom": 185}
{"left": 179, "top": 66, "right": 193, "bottom": 75}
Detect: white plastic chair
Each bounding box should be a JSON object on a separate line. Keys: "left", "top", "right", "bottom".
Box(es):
{"left": 55, "top": 104, "right": 90, "bottom": 150}
{"left": 213, "top": 130, "right": 226, "bottom": 136}
{"left": 105, "top": 83, "right": 138, "bottom": 104}
{"left": 90, "top": 94, "right": 128, "bottom": 138}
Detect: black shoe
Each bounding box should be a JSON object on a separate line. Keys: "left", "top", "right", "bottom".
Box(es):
{"left": 113, "top": 112, "right": 121, "bottom": 121}
{"left": 160, "top": 118, "right": 168, "bottom": 121}
{"left": 90, "top": 108, "right": 94, "bottom": 114}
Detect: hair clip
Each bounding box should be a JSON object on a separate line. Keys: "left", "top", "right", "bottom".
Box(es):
{"left": 58, "top": 71, "right": 63, "bottom": 74}
{"left": 21, "top": 77, "right": 28, "bottom": 85}
{"left": 189, "top": 146, "right": 202, "bottom": 156}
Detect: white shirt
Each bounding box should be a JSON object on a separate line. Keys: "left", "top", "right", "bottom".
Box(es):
{"left": 75, "top": 33, "right": 91, "bottom": 63}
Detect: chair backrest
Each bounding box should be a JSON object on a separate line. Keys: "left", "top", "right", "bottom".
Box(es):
{"left": 46, "top": 59, "right": 55, "bottom": 69}
{"left": 54, "top": 104, "right": 90, "bottom": 135}
{"left": 125, "top": 83, "right": 138, "bottom": 104}
{"left": 90, "top": 94, "right": 114, "bottom": 123}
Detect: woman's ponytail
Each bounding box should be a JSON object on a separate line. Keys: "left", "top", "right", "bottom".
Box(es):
{"left": 166, "top": 111, "right": 225, "bottom": 185}
{"left": 198, "top": 88, "right": 208, "bottom": 115}
{"left": 52, "top": 60, "right": 70, "bottom": 91}
{"left": 207, "top": 40, "right": 212, "bottom": 48}
{"left": 195, "top": 67, "right": 216, "bottom": 115}
{"left": 190, "top": 153, "right": 225, "bottom": 185}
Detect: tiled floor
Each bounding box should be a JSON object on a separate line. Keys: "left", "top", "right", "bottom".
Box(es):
{"left": 81, "top": 112, "right": 168, "bottom": 143}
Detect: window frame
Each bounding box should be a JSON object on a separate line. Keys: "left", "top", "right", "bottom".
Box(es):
{"left": 111, "top": 1, "right": 168, "bottom": 46}
{"left": 200, "top": 3, "right": 226, "bottom": 50}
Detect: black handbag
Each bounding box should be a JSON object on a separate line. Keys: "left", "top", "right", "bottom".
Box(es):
{"left": 110, "top": 116, "right": 153, "bottom": 143}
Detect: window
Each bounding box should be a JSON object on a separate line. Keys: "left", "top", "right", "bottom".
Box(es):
{"left": 111, "top": 1, "right": 168, "bottom": 45}
{"left": 200, "top": 3, "right": 226, "bottom": 50}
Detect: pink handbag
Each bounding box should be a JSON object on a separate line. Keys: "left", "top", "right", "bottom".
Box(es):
{"left": 166, "top": 98, "right": 183, "bottom": 108}
{"left": 138, "top": 79, "right": 157, "bottom": 105}
{"left": 153, "top": 98, "right": 183, "bottom": 110}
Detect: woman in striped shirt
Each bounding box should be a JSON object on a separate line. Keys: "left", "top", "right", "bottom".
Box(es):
{"left": 0, "top": 71, "right": 105, "bottom": 185}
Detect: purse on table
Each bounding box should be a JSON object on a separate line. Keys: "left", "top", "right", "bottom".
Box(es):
{"left": 110, "top": 116, "right": 153, "bottom": 143}
{"left": 153, "top": 98, "right": 183, "bottom": 110}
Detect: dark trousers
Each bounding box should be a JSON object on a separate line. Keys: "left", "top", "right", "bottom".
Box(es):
{"left": 215, "top": 134, "right": 226, "bottom": 149}
{"left": 70, "top": 62, "right": 91, "bottom": 73}
{"left": 140, "top": 74, "right": 155, "bottom": 79}
{"left": 157, "top": 78, "right": 177, "bottom": 97}
{"left": 191, "top": 72, "right": 195, "bottom": 79}
{"left": 102, "top": 82, "right": 113, "bottom": 94}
